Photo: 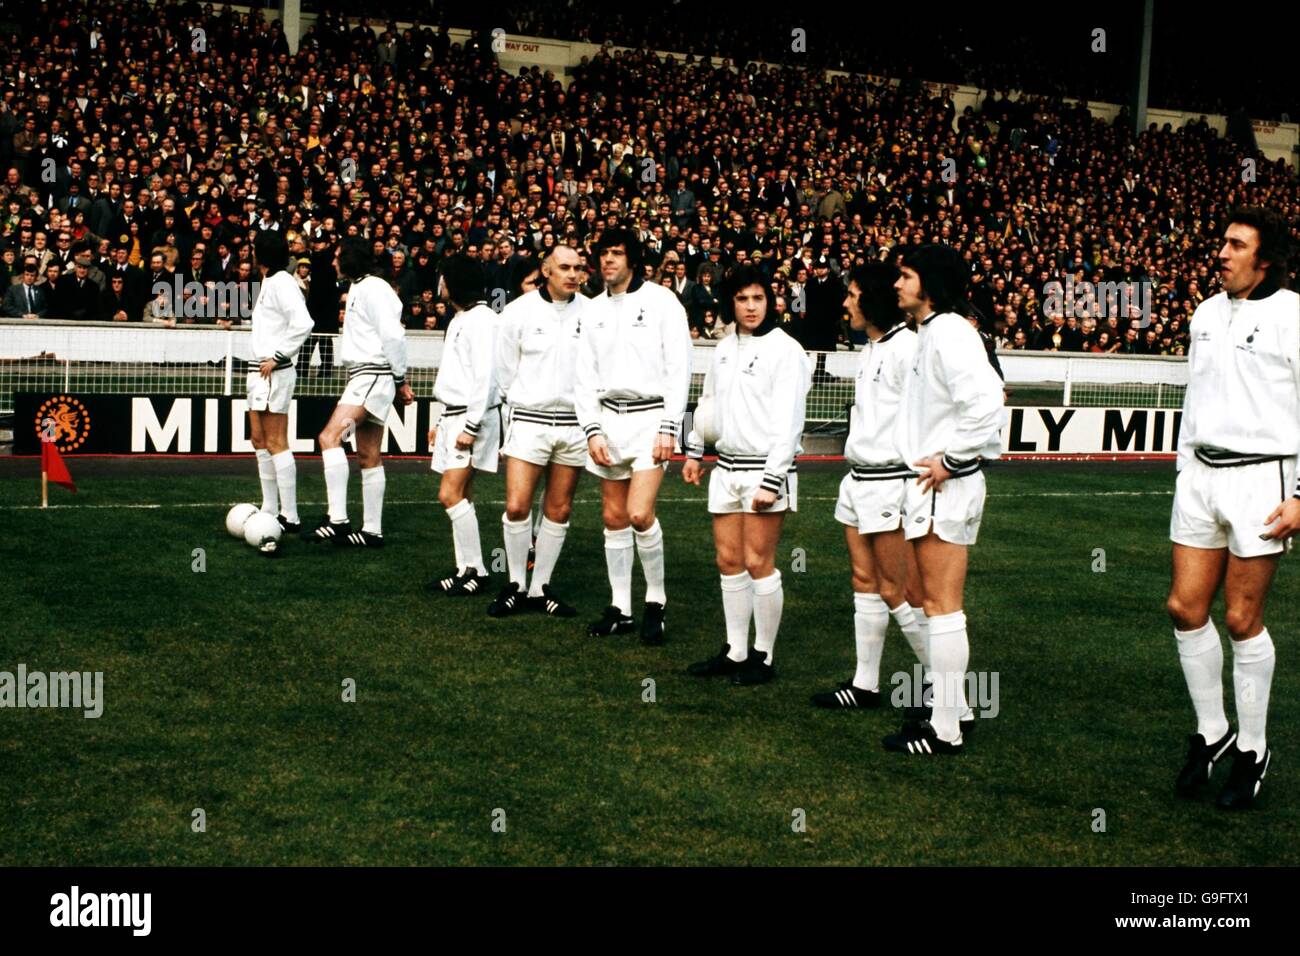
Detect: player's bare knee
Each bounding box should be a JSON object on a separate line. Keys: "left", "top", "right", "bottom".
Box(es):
{"left": 1166, "top": 594, "right": 1207, "bottom": 631}
{"left": 544, "top": 502, "right": 572, "bottom": 524}
{"left": 357, "top": 450, "right": 380, "bottom": 469}
{"left": 715, "top": 551, "right": 744, "bottom": 575}
{"left": 1224, "top": 606, "right": 1260, "bottom": 641}
{"left": 603, "top": 506, "right": 629, "bottom": 529}
{"left": 745, "top": 557, "right": 775, "bottom": 579}
{"left": 628, "top": 510, "right": 655, "bottom": 532}
{"left": 504, "top": 497, "right": 531, "bottom": 522}
{"left": 878, "top": 580, "right": 906, "bottom": 608}
{"left": 438, "top": 485, "right": 464, "bottom": 509}
{"left": 851, "top": 572, "right": 877, "bottom": 593}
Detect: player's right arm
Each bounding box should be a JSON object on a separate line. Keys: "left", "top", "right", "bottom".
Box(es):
{"left": 461, "top": 312, "right": 496, "bottom": 440}
{"left": 274, "top": 274, "right": 315, "bottom": 367}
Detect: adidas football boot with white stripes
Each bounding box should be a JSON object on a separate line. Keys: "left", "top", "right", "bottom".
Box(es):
{"left": 640, "top": 601, "right": 666, "bottom": 646}
{"left": 487, "top": 583, "right": 526, "bottom": 618}
{"left": 1175, "top": 729, "right": 1237, "bottom": 797}
{"left": 530, "top": 586, "right": 577, "bottom": 618}
{"left": 302, "top": 519, "right": 349, "bottom": 545}
{"left": 883, "top": 720, "right": 964, "bottom": 755}
{"left": 731, "top": 651, "right": 774, "bottom": 686}
{"left": 811, "top": 680, "right": 881, "bottom": 709}
{"left": 446, "top": 569, "right": 489, "bottom": 597}
{"left": 341, "top": 530, "right": 383, "bottom": 548}
{"left": 277, "top": 515, "right": 301, "bottom": 535}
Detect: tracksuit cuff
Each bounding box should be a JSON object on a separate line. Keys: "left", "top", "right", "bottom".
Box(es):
{"left": 760, "top": 473, "right": 784, "bottom": 493}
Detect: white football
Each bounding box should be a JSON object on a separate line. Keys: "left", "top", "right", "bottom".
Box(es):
{"left": 693, "top": 395, "right": 721, "bottom": 445}
{"left": 226, "top": 503, "right": 259, "bottom": 539}
{"left": 243, "top": 511, "right": 283, "bottom": 551}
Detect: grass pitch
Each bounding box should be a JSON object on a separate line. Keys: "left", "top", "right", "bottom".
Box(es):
{"left": 0, "top": 457, "right": 1294, "bottom": 866}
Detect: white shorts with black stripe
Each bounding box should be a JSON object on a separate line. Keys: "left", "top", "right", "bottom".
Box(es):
{"left": 834, "top": 464, "right": 914, "bottom": 534}
{"left": 585, "top": 399, "right": 675, "bottom": 481}
{"left": 431, "top": 405, "right": 502, "bottom": 474}
{"left": 707, "top": 454, "right": 798, "bottom": 514}
{"left": 501, "top": 407, "right": 587, "bottom": 468}
{"left": 1171, "top": 451, "right": 1296, "bottom": 558}
{"left": 246, "top": 365, "right": 296, "bottom": 414}
{"left": 339, "top": 366, "right": 396, "bottom": 426}
{"left": 903, "top": 467, "right": 986, "bottom": 546}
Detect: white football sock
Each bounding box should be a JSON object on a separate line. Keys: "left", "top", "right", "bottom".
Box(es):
{"left": 634, "top": 519, "right": 666, "bottom": 606}
{"left": 927, "top": 610, "right": 970, "bottom": 743}
{"left": 1232, "top": 629, "right": 1274, "bottom": 758}
{"left": 751, "top": 571, "right": 783, "bottom": 665}
{"left": 853, "top": 592, "right": 889, "bottom": 692}
{"left": 321, "top": 446, "right": 349, "bottom": 523}
{"left": 360, "top": 465, "right": 385, "bottom": 535}
{"left": 271, "top": 450, "right": 298, "bottom": 523}
{"left": 503, "top": 511, "right": 532, "bottom": 588}
{"left": 895, "top": 603, "right": 929, "bottom": 671}
{"left": 528, "top": 516, "right": 568, "bottom": 597}
{"left": 604, "top": 526, "right": 634, "bottom": 615}
{"left": 1176, "top": 619, "right": 1230, "bottom": 743}
{"left": 447, "top": 498, "right": 485, "bottom": 574}
{"left": 720, "top": 571, "right": 753, "bottom": 662}
{"left": 255, "top": 448, "right": 278, "bottom": 513}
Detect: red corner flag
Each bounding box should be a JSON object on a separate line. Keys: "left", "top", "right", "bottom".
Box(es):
{"left": 41, "top": 439, "right": 76, "bottom": 500}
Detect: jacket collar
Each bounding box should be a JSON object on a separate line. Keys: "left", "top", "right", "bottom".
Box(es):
{"left": 877, "top": 321, "right": 908, "bottom": 343}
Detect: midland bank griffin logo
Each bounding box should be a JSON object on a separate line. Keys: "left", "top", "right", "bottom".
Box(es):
{"left": 35, "top": 396, "right": 91, "bottom": 452}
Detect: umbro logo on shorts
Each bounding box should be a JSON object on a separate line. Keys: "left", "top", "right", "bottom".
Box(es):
{"left": 881, "top": 511, "right": 892, "bottom": 518}
{"left": 914, "top": 516, "right": 925, "bottom": 523}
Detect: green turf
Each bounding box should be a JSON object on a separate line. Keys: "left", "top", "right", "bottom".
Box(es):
{"left": 0, "top": 460, "right": 1294, "bottom": 865}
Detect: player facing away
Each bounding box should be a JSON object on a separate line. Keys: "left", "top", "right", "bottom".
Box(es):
{"left": 810, "top": 261, "right": 931, "bottom": 708}
{"left": 488, "top": 246, "right": 587, "bottom": 618}
{"left": 682, "top": 265, "right": 812, "bottom": 683}
{"left": 886, "top": 244, "right": 1005, "bottom": 755}
{"left": 303, "top": 238, "right": 413, "bottom": 547}
{"left": 246, "top": 230, "right": 315, "bottom": 533}
{"left": 575, "top": 226, "right": 692, "bottom": 643}
{"left": 428, "top": 255, "right": 503, "bottom": 597}
{"left": 1167, "top": 206, "right": 1300, "bottom": 810}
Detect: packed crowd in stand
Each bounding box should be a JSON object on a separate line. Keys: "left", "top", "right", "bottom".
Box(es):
{"left": 1, "top": 1, "right": 1297, "bottom": 359}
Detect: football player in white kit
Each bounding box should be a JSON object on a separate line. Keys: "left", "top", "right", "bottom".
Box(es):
{"left": 1167, "top": 206, "right": 1300, "bottom": 810}
{"left": 682, "top": 265, "right": 811, "bottom": 683}
{"left": 428, "top": 255, "right": 503, "bottom": 597}
{"left": 575, "top": 227, "right": 692, "bottom": 644}
{"left": 809, "top": 261, "right": 931, "bottom": 709}
{"left": 303, "top": 238, "right": 413, "bottom": 547}
{"left": 246, "top": 231, "right": 315, "bottom": 533}
{"left": 887, "top": 244, "right": 1004, "bottom": 755}
{"left": 488, "top": 245, "right": 587, "bottom": 618}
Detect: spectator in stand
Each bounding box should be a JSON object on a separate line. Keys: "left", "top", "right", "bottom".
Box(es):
{"left": 3, "top": 260, "right": 46, "bottom": 318}
{"left": 98, "top": 273, "right": 134, "bottom": 322}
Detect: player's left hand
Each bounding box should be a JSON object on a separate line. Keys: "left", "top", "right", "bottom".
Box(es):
{"left": 455, "top": 430, "right": 474, "bottom": 450}
{"left": 1261, "top": 497, "right": 1300, "bottom": 541}
{"left": 258, "top": 358, "right": 277, "bottom": 379}
{"left": 652, "top": 432, "right": 675, "bottom": 464}
{"left": 913, "top": 456, "right": 951, "bottom": 493}
{"left": 752, "top": 488, "right": 778, "bottom": 511}
{"left": 396, "top": 383, "right": 415, "bottom": 407}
